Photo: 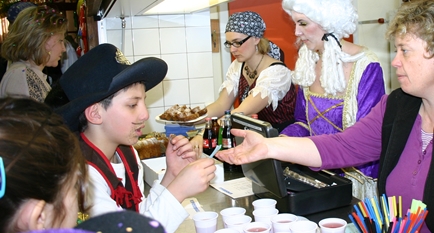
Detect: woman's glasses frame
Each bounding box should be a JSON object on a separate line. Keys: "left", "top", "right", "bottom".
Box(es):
{"left": 224, "top": 36, "right": 251, "bottom": 48}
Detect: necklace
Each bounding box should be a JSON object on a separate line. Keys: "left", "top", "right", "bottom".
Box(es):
{"left": 244, "top": 54, "right": 264, "bottom": 79}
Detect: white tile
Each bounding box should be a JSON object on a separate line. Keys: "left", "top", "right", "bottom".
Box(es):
{"left": 143, "top": 107, "right": 166, "bottom": 134}
{"left": 161, "top": 54, "right": 188, "bottom": 80}
{"left": 186, "top": 27, "right": 212, "bottom": 53}
{"left": 189, "top": 77, "right": 216, "bottom": 105}
{"left": 187, "top": 52, "right": 213, "bottom": 78}
{"left": 146, "top": 82, "right": 165, "bottom": 108}
{"left": 133, "top": 54, "right": 161, "bottom": 62}
{"left": 105, "top": 17, "right": 132, "bottom": 29}
{"left": 123, "top": 30, "right": 134, "bottom": 56}
{"left": 132, "top": 29, "right": 161, "bottom": 55}
{"left": 160, "top": 28, "right": 187, "bottom": 54}
{"left": 162, "top": 80, "right": 190, "bottom": 106}
{"left": 185, "top": 10, "right": 210, "bottom": 27}
{"left": 106, "top": 29, "right": 122, "bottom": 48}
{"left": 159, "top": 14, "right": 185, "bottom": 28}
{"left": 132, "top": 15, "right": 159, "bottom": 29}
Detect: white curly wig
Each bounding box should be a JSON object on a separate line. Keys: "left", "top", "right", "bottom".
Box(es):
{"left": 282, "top": 0, "right": 363, "bottom": 95}
{"left": 282, "top": 0, "right": 358, "bottom": 39}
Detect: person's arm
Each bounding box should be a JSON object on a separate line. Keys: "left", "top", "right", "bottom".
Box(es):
{"left": 355, "top": 62, "right": 385, "bottom": 121}
{"left": 280, "top": 87, "right": 310, "bottom": 137}
{"left": 216, "top": 128, "right": 322, "bottom": 167}
{"left": 233, "top": 64, "right": 293, "bottom": 116}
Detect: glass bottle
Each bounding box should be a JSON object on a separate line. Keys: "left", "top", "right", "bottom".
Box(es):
{"left": 221, "top": 111, "right": 241, "bottom": 172}
{"left": 202, "top": 117, "right": 216, "bottom": 155}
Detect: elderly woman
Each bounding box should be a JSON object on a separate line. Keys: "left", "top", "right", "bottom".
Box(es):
{"left": 279, "top": 0, "right": 385, "bottom": 200}
{"left": 217, "top": 0, "right": 434, "bottom": 231}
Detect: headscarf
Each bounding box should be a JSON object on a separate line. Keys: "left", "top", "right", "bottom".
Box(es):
{"left": 225, "top": 11, "right": 266, "bottom": 38}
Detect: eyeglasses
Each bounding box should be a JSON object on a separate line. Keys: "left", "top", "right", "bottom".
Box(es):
{"left": 0, "top": 157, "right": 5, "bottom": 198}
{"left": 224, "top": 36, "right": 251, "bottom": 48}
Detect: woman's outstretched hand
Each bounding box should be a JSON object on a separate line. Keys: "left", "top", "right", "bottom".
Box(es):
{"left": 215, "top": 129, "right": 269, "bottom": 165}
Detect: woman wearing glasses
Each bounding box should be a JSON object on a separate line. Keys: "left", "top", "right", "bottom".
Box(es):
{"left": 200, "top": 11, "right": 296, "bottom": 132}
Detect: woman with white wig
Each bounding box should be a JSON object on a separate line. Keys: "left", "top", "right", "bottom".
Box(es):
{"left": 279, "top": 0, "right": 386, "bottom": 200}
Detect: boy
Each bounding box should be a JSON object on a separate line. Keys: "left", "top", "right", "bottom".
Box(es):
{"left": 55, "top": 43, "right": 216, "bottom": 232}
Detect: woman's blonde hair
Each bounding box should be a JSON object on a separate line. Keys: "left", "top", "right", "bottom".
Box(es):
{"left": 386, "top": 0, "right": 434, "bottom": 58}
{"left": 1, "top": 5, "right": 67, "bottom": 65}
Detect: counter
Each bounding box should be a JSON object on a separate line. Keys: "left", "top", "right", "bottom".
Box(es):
{"left": 144, "top": 169, "right": 358, "bottom": 233}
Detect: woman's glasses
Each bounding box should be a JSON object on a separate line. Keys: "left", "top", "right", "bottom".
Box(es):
{"left": 224, "top": 36, "right": 251, "bottom": 48}
{"left": 0, "top": 157, "right": 5, "bottom": 198}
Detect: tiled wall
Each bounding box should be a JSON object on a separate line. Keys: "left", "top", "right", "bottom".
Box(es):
{"left": 99, "top": 10, "right": 217, "bottom": 134}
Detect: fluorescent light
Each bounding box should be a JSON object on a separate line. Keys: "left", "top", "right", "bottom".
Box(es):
{"left": 143, "top": 0, "right": 230, "bottom": 15}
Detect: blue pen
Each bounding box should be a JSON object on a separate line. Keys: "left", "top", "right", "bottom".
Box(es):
{"left": 219, "top": 187, "right": 233, "bottom": 195}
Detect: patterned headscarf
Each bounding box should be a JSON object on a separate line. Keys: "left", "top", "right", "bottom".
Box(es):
{"left": 225, "top": 11, "right": 266, "bottom": 38}
{"left": 7, "top": 1, "right": 37, "bottom": 24}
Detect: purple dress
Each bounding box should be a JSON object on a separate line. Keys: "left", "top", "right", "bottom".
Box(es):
{"left": 281, "top": 61, "right": 385, "bottom": 179}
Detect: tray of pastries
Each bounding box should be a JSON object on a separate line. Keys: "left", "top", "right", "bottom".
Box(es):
{"left": 156, "top": 104, "right": 207, "bottom": 124}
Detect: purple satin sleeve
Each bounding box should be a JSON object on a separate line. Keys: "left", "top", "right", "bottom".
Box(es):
{"left": 280, "top": 88, "right": 309, "bottom": 136}
{"left": 356, "top": 63, "right": 385, "bottom": 121}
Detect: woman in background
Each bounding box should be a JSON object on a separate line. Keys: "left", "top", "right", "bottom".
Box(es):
{"left": 0, "top": 5, "right": 66, "bottom": 102}
{"left": 190, "top": 11, "right": 296, "bottom": 154}
{"left": 0, "top": 97, "right": 87, "bottom": 233}
{"left": 279, "top": 0, "right": 385, "bottom": 200}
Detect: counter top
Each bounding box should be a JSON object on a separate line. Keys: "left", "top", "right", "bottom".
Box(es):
{"left": 145, "top": 170, "right": 357, "bottom": 233}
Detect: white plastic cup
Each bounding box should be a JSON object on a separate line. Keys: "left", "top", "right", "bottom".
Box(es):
{"left": 271, "top": 213, "right": 298, "bottom": 232}
{"left": 243, "top": 222, "right": 272, "bottom": 233}
{"left": 252, "top": 198, "right": 277, "bottom": 210}
{"left": 220, "top": 207, "right": 246, "bottom": 228}
{"left": 288, "top": 220, "right": 318, "bottom": 233}
{"left": 225, "top": 215, "right": 252, "bottom": 233}
{"left": 214, "top": 229, "right": 240, "bottom": 233}
{"left": 253, "top": 208, "right": 279, "bottom": 225}
{"left": 318, "top": 218, "right": 347, "bottom": 233}
{"left": 193, "top": 211, "right": 219, "bottom": 233}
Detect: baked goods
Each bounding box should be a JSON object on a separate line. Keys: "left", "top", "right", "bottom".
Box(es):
{"left": 134, "top": 132, "right": 169, "bottom": 160}
{"left": 159, "top": 104, "right": 207, "bottom": 122}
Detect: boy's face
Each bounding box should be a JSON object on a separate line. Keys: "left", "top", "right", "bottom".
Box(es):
{"left": 100, "top": 83, "right": 149, "bottom": 146}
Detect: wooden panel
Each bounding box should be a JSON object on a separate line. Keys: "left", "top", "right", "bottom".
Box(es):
{"left": 211, "top": 19, "right": 220, "bottom": 53}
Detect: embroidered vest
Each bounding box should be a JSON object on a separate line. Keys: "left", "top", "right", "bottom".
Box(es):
{"left": 379, "top": 88, "right": 434, "bottom": 231}
{"left": 79, "top": 133, "right": 142, "bottom": 212}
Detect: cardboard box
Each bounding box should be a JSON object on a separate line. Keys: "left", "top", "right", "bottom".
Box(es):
{"left": 142, "top": 155, "right": 224, "bottom": 186}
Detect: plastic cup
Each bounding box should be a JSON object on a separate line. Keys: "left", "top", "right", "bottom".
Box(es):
{"left": 318, "top": 218, "right": 347, "bottom": 233}
{"left": 253, "top": 208, "right": 279, "bottom": 225}
{"left": 271, "top": 213, "right": 298, "bottom": 232}
{"left": 252, "top": 198, "right": 277, "bottom": 210}
{"left": 215, "top": 229, "right": 240, "bottom": 233}
{"left": 225, "top": 215, "right": 252, "bottom": 233}
{"left": 193, "top": 211, "right": 219, "bottom": 233}
{"left": 288, "top": 220, "right": 318, "bottom": 233}
{"left": 220, "top": 207, "right": 246, "bottom": 227}
{"left": 243, "top": 222, "right": 272, "bottom": 233}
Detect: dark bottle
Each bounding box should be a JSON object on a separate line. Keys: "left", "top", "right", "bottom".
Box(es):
{"left": 202, "top": 117, "right": 216, "bottom": 155}
{"left": 221, "top": 112, "right": 242, "bottom": 172}
{"left": 211, "top": 117, "right": 220, "bottom": 143}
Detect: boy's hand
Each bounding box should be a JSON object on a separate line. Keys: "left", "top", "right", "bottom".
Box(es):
{"left": 166, "top": 158, "right": 216, "bottom": 202}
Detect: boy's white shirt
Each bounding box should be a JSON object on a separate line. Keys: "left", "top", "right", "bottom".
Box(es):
{"left": 86, "top": 148, "right": 188, "bottom": 233}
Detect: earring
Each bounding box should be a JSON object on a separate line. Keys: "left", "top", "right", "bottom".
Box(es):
{"left": 48, "top": 51, "right": 51, "bottom": 55}
{"left": 255, "top": 45, "right": 258, "bottom": 51}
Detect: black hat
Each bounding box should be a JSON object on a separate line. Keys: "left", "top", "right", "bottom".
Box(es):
{"left": 56, "top": 43, "right": 167, "bottom": 132}
{"left": 24, "top": 211, "right": 166, "bottom": 233}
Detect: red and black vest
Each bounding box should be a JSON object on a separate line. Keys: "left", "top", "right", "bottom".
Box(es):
{"left": 79, "top": 133, "right": 143, "bottom": 212}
